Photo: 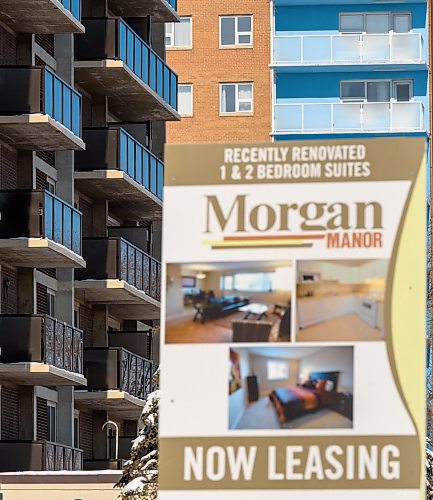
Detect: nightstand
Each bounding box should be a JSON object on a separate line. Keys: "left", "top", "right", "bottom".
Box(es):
{"left": 333, "top": 392, "right": 353, "bottom": 420}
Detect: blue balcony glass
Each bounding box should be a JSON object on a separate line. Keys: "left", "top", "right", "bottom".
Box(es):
{"left": 119, "top": 130, "right": 164, "bottom": 201}
{"left": 59, "top": 0, "right": 81, "bottom": 21}
{"left": 44, "top": 68, "right": 82, "bottom": 138}
{"left": 118, "top": 19, "right": 178, "bottom": 110}
{"left": 44, "top": 191, "right": 82, "bottom": 255}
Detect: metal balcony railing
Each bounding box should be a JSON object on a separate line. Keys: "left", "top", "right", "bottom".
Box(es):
{"left": 0, "top": 315, "right": 83, "bottom": 376}
{"left": 59, "top": 0, "right": 81, "bottom": 20}
{"left": 44, "top": 441, "right": 83, "bottom": 471}
{"left": 273, "top": 100, "right": 424, "bottom": 134}
{"left": 0, "top": 190, "right": 82, "bottom": 255}
{"left": 273, "top": 32, "right": 423, "bottom": 66}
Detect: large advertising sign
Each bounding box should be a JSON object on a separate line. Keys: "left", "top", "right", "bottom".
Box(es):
{"left": 160, "top": 137, "right": 426, "bottom": 499}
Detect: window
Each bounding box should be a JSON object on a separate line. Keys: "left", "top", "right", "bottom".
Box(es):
{"left": 165, "top": 17, "right": 192, "bottom": 48}
{"left": 220, "top": 272, "right": 275, "bottom": 292}
{"left": 339, "top": 12, "right": 411, "bottom": 34}
{"left": 340, "top": 80, "right": 412, "bottom": 102}
{"left": 267, "top": 360, "right": 289, "bottom": 381}
{"left": 47, "top": 402, "right": 57, "bottom": 442}
{"left": 220, "top": 16, "right": 253, "bottom": 47}
{"left": 220, "top": 83, "right": 253, "bottom": 114}
{"left": 178, "top": 84, "right": 193, "bottom": 116}
{"left": 46, "top": 177, "right": 56, "bottom": 194}
{"left": 47, "top": 289, "right": 56, "bottom": 317}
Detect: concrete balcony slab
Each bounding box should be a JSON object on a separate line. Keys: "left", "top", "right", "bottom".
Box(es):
{"left": 0, "top": 363, "right": 87, "bottom": 386}
{"left": 74, "top": 390, "right": 145, "bottom": 420}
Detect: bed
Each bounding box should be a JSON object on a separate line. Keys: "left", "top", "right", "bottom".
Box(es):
{"left": 268, "top": 371, "right": 340, "bottom": 424}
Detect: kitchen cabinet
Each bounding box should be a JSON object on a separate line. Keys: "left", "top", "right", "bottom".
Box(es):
{"left": 376, "top": 301, "right": 384, "bottom": 336}
{"left": 298, "top": 294, "right": 356, "bottom": 328}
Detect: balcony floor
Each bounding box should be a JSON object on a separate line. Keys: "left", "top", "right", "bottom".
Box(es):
{"left": 0, "top": 115, "right": 85, "bottom": 151}
{"left": 108, "top": 0, "right": 179, "bottom": 22}
{"left": 0, "top": 363, "right": 87, "bottom": 386}
{"left": 75, "top": 170, "right": 162, "bottom": 221}
{"left": 74, "top": 60, "right": 180, "bottom": 122}
{"left": 0, "top": 0, "right": 85, "bottom": 34}
{"left": 74, "top": 390, "right": 145, "bottom": 419}
{"left": 74, "top": 280, "right": 160, "bottom": 320}
{"left": 0, "top": 239, "right": 86, "bottom": 268}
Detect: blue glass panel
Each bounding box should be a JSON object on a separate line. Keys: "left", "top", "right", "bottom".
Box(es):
{"left": 44, "top": 71, "right": 54, "bottom": 117}
{"left": 142, "top": 150, "right": 150, "bottom": 189}
{"left": 54, "top": 199, "right": 63, "bottom": 245}
{"left": 135, "top": 145, "right": 143, "bottom": 185}
{"left": 45, "top": 193, "right": 54, "bottom": 240}
{"left": 156, "top": 58, "right": 163, "bottom": 97}
{"left": 134, "top": 39, "right": 142, "bottom": 80}
{"left": 149, "top": 53, "right": 156, "bottom": 91}
{"left": 127, "top": 136, "right": 135, "bottom": 178}
{"left": 63, "top": 87, "right": 72, "bottom": 131}
{"left": 72, "top": 0, "right": 81, "bottom": 19}
{"left": 119, "top": 131, "right": 128, "bottom": 173}
{"left": 119, "top": 22, "right": 127, "bottom": 62}
{"left": 62, "top": 0, "right": 71, "bottom": 11}
{"left": 142, "top": 45, "right": 149, "bottom": 85}
{"left": 54, "top": 78, "right": 63, "bottom": 123}
{"left": 127, "top": 29, "right": 134, "bottom": 70}
{"left": 157, "top": 161, "right": 164, "bottom": 200}
{"left": 170, "top": 72, "right": 177, "bottom": 109}
{"left": 150, "top": 157, "right": 157, "bottom": 194}
{"left": 163, "top": 66, "right": 170, "bottom": 102}
{"left": 72, "top": 93, "right": 80, "bottom": 137}
{"left": 72, "top": 211, "right": 81, "bottom": 255}
{"left": 63, "top": 205, "right": 72, "bottom": 250}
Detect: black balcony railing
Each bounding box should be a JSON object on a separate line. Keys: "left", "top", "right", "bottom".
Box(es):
{"left": 0, "top": 66, "right": 82, "bottom": 138}
{"left": 75, "top": 18, "right": 177, "bottom": 110}
{"left": 0, "top": 441, "right": 83, "bottom": 472}
{"left": 0, "top": 315, "right": 83, "bottom": 376}
{"left": 0, "top": 190, "right": 82, "bottom": 255}
{"left": 75, "top": 128, "right": 164, "bottom": 201}
{"left": 45, "top": 441, "right": 83, "bottom": 471}
{"left": 76, "top": 237, "right": 161, "bottom": 302}
{"left": 84, "top": 347, "right": 155, "bottom": 400}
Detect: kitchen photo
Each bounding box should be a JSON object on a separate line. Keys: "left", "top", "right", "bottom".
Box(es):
{"left": 229, "top": 345, "right": 354, "bottom": 430}
{"left": 296, "top": 259, "right": 388, "bottom": 342}
{"left": 165, "top": 261, "right": 294, "bottom": 344}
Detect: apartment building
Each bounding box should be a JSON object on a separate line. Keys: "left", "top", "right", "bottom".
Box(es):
{"left": 166, "top": 0, "right": 271, "bottom": 143}
{"left": 0, "top": 0, "right": 179, "bottom": 473}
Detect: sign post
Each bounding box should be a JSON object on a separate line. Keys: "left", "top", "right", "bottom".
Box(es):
{"left": 160, "top": 137, "right": 426, "bottom": 499}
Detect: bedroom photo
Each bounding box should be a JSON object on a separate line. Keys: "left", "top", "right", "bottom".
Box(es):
{"left": 296, "top": 259, "right": 388, "bottom": 342}
{"left": 165, "top": 261, "right": 294, "bottom": 343}
{"left": 229, "top": 346, "right": 354, "bottom": 430}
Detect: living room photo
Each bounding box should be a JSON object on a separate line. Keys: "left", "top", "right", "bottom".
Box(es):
{"left": 165, "top": 261, "right": 294, "bottom": 344}
{"left": 229, "top": 346, "right": 354, "bottom": 430}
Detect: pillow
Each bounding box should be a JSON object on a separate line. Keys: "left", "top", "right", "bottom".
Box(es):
{"left": 324, "top": 380, "right": 335, "bottom": 392}
{"left": 315, "top": 379, "right": 326, "bottom": 391}
{"left": 302, "top": 379, "right": 316, "bottom": 389}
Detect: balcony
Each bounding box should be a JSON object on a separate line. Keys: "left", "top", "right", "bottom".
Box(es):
{"left": 75, "top": 348, "right": 155, "bottom": 419}
{"left": 75, "top": 128, "right": 163, "bottom": 221}
{"left": 0, "top": 315, "right": 86, "bottom": 385}
{"left": 108, "top": 0, "right": 179, "bottom": 22}
{"left": 0, "top": 441, "right": 82, "bottom": 472}
{"left": 273, "top": 101, "right": 424, "bottom": 134}
{"left": 0, "top": 67, "right": 83, "bottom": 150}
{"left": 108, "top": 329, "right": 156, "bottom": 361}
{"left": 75, "top": 237, "right": 161, "bottom": 320}
{"left": 75, "top": 18, "right": 179, "bottom": 122}
{"left": 0, "top": 190, "right": 85, "bottom": 268}
{"left": 0, "top": 0, "right": 84, "bottom": 34}
{"left": 273, "top": 33, "right": 424, "bottom": 69}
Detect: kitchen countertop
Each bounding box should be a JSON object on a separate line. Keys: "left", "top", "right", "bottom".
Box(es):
{"left": 297, "top": 293, "right": 384, "bottom": 302}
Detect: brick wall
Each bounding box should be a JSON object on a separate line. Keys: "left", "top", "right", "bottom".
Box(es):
{"left": 36, "top": 397, "right": 48, "bottom": 440}
{"left": 36, "top": 283, "right": 48, "bottom": 314}
{"left": 79, "top": 304, "right": 93, "bottom": 347}
{"left": 0, "top": 24, "right": 16, "bottom": 65}
{"left": 0, "top": 145, "right": 17, "bottom": 190}
{"left": 1, "top": 265, "right": 18, "bottom": 314}
{"left": 79, "top": 412, "right": 93, "bottom": 459}
{"left": 166, "top": 0, "right": 271, "bottom": 144}
{"left": 1, "top": 387, "right": 19, "bottom": 440}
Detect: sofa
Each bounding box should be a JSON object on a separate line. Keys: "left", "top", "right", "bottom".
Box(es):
{"left": 193, "top": 295, "right": 250, "bottom": 323}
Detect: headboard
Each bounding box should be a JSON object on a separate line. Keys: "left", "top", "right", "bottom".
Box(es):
{"left": 309, "top": 371, "right": 339, "bottom": 391}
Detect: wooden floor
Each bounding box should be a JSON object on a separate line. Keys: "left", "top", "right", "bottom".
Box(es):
{"left": 296, "top": 313, "right": 383, "bottom": 342}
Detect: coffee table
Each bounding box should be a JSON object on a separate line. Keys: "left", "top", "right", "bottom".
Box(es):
{"left": 238, "top": 303, "right": 269, "bottom": 320}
